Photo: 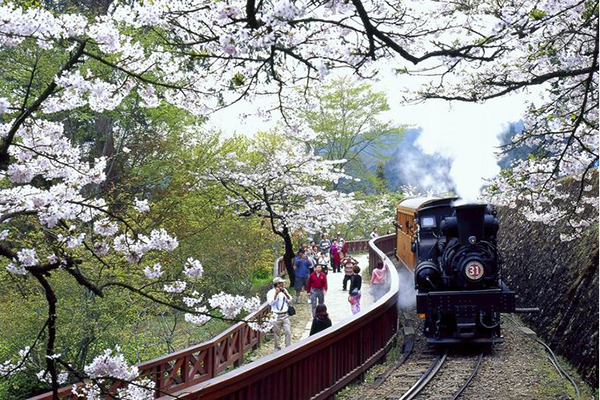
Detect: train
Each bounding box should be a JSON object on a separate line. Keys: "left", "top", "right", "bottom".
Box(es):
{"left": 396, "top": 197, "right": 516, "bottom": 345}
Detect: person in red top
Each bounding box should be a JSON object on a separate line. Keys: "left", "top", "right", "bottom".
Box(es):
{"left": 307, "top": 265, "right": 328, "bottom": 316}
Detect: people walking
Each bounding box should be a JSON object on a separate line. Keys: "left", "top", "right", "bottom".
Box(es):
{"left": 330, "top": 241, "right": 340, "bottom": 273}
{"left": 309, "top": 304, "right": 332, "bottom": 336}
{"left": 370, "top": 259, "right": 388, "bottom": 301}
{"left": 267, "top": 277, "right": 292, "bottom": 351}
{"left": 294, "top": 249, "right": 312, "bottom": 303}
{"left": 348, "top": 265, "right": 362, "bottom": 314}
{"left": 341, "top": 252, "right": 357, "bottom": 291}
{"left": 307, "top": 265, "right": 328, "bottom": 316}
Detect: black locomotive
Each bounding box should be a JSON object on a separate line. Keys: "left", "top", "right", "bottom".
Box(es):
{"left": 413, "top": 198, "right": 516, "bottom": 344}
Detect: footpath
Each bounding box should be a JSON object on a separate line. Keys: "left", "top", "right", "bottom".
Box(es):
{"left": 246, "top": 253, "right": 374, "bottom": 361}
{"left": 301, "top": 253, "right": 373, "bottom": 339}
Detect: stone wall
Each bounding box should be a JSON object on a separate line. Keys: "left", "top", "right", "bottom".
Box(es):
{"left": 497, "top": 201, "right": 598, "bottom": 387}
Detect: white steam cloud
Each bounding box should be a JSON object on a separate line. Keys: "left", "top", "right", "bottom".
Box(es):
{"left": 397, "top": 266, "right": 416, "bottom": 310}
{"left": 413, "top": 96, "right": 527, "bottom": 201}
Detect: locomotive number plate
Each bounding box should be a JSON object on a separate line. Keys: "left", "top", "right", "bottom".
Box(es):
{"left": 465, "top": 262, "right": 484, "bottom": 280}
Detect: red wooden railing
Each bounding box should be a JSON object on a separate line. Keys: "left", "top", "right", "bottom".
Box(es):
{"left": 30, "top": 257, "right": 285, "bottom": 400}
{"left": 30, "top": 236, "right": 398, "bottom": 400}
{"left": 156, "top": 234, "right": 399, "bottom": 400}
{"left": 346, "top": 239, "right": 370, "bottom": 253}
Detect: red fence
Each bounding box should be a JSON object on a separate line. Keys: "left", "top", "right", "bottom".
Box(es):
{"left": 30, "top": 236, "right": 399, "bottom": 400}
{"left": 157, "top": 234, "right": 399, "bottom": 400}
{"left": 30, "top": 258, "right": 284, "bottom": 400}
{"left": 346, "top": 239, "right": 370, "bottom": 253}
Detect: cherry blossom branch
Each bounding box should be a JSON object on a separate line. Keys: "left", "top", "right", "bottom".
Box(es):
{"left": 81, "top": 50, "right": 191, "bottom": 91}
{"left": 0, "top": 40, "right": 87, "bottom": 170}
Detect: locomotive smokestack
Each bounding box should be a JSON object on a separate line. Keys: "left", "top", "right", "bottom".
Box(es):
{"left": 454, "top": 204, "right": 487, "bottom": 245}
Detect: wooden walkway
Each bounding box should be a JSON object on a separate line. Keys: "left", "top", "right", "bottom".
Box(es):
{"left": 302, "top": 253, "right": 374, "bottom": 339}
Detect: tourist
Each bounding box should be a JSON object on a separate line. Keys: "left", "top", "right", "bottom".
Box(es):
{"left": 341, "top": 252, "right": 356, "bottom": 291}
{"left": 309, "top": 304, "right": 332, "bottom": 336}
{"left": 306, "top": 264, "right": 328, "bottom": 316}
{"left": 348, "top": 265, "right": 362, "bottom": 315}
{"left": 340, "top": 238, "right": 348, "bottom": 255}
{"left": 294, "top": 249, "right": 312, "bottom": 303}
{"left": 267, "top": 277, "right": 292, "bottom": 351}
{"left": 319, "top": 235, "right": 331, "bottom": 253}
{"left": 330, "top": 241, "right": 340, "bottom": 273}
{"left": 370, "top": 227, "right": 379, "bottom": 239}
{"left": 370, "top": 259, "right": 388, "bottom": 301}
{"left": 316, "top": 251, "right": 329, "bottom": 274}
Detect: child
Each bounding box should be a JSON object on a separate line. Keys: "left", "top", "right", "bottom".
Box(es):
{"left": 370, "top": 259, "right": 388, "bottom": 301}
{"left": 309, "top": 304, "right": 332, "bottom": 335}
{"left": 348, "top": 265, "right": 362, "bottom": 314}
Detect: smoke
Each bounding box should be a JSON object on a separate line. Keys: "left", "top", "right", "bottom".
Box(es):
{"left": 413, "top": 96, "right": 527, "bottom": 201}
{"left": 396, "top": 265, "right": 416, "bottom": 310}
{"left": 387, "top": 128, "right": 454, "bottom": 195}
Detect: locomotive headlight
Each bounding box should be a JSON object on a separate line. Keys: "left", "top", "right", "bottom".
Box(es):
{"left": 464, "top": 261, "right": 485, "bottom": 281}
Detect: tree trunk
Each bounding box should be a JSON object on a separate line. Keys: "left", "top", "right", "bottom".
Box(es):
{"left": 282, "top": 227, "right": 296, "bottom": 288}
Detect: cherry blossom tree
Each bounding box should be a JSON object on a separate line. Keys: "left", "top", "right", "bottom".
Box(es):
{"left": 0, "top": 0, "right": 596, "bottom": 397}
{"left": 410, "top": 0, "right": 598, "bottom": 238}
{"left": 204, "top": 133, "right": 359, "bottom": 283}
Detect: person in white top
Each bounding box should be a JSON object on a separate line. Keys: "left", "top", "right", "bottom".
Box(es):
{"left": 370, "top": 227, "right": 379, "bottom": 239}
{"left": 266, "top": 277, "right": 292, "bottom": 351}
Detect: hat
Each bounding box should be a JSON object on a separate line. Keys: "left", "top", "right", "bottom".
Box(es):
{"left": 273, "top": 277, "right": 285, "bottom": 284}
{"left": 298, "top": 248, "right": 305, "bottom": 253}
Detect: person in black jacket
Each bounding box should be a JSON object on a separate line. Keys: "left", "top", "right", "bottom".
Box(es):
{"left": 348, "top": 265, "right": 362, "bottom": 314}
{"left": 309, "top": 304, "right": 332, "bottom": 336}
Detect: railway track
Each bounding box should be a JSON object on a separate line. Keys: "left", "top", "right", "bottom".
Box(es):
{"left": 386, "top": 349, "right": 484, "bottom": 400}
{"left": 354, "top": 312, "right": 485, "bottom": 400}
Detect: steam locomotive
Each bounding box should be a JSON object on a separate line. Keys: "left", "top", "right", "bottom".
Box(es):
{"left": 396, "top": 198, "right": 516, "bottom": 344}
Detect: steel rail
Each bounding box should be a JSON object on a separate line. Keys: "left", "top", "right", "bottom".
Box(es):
{"left": 450, "top": 352, "right": 483, "bottom": 400}
{"left": 398, "top": 350, "right": 448, "bottom": 400}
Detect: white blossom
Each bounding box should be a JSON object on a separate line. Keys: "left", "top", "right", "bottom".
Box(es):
{"left": 144, "top": 263, "right": 164, "bottom": 279}
{"left": 183, "top": 257, "right": 203, "bottom": 279}
{"left": 134, "top": 198, "right": 150, "bottom": 213}
{"left": 17, "top": 248, "right": 38, "bottom": 266}
{"left": 84, "top": 347, "right": 138, "bottom": 381}
{"left": 163, "top": 281, "right": 186, "bottom": 293}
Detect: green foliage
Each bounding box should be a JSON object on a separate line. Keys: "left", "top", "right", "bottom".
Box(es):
{"left": 334, "top": 191, "right": 405, "bottom": 240}
{"left": 529, "top": 8, "right": 547, "bottom": 20}
{"left": 300, "top": 77, "right": 404, "bottom": 193}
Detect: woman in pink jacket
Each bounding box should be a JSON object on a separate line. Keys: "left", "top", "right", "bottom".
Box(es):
{"left": 370, "top": 259, "right": 388, "bottom": 302}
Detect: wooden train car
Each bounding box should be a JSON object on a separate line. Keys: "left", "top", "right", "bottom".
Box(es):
{"left": 395, "top": 197, "right": 441, "bottom": 270}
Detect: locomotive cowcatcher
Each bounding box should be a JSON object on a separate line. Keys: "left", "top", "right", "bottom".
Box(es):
{"left": 396, "top": 197, "right": 516, "bottom": 345}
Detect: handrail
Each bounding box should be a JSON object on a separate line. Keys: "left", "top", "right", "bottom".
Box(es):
{"left": 157, "top": 234, "right": 399, "bottom": 400}
{"left": 29, "top": 258, "right": 287, "bottom": 400}
{"left": 30, "top": 238, "right": 397, "bottom": 400}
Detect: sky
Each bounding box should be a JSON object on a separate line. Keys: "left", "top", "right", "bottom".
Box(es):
{"left": 205, "top": 67, "right": 528, "bottom": 201}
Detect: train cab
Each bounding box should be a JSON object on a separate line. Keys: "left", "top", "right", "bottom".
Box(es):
{"left": 395, "top": 197, "right": 446, "bottom": 269}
